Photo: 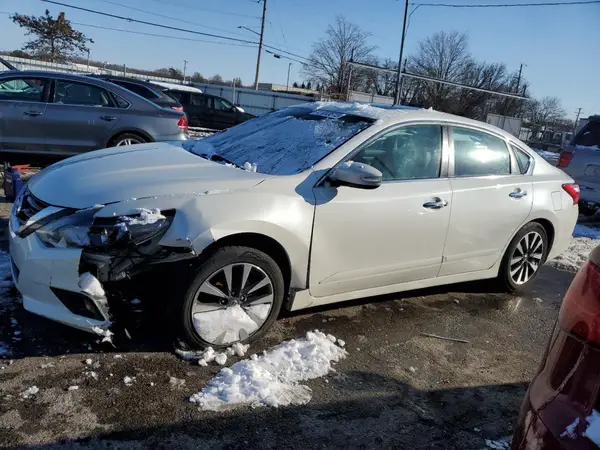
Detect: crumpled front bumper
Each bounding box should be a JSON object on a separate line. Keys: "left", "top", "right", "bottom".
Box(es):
{"left": 9, "top": 215, "right": 110, "bottom": 334}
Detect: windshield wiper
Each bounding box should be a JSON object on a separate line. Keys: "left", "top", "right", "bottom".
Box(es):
{"left": 210, "top": 154, "right": 243, "bottom": 169}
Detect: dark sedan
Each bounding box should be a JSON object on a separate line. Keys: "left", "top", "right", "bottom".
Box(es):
{"left": 0, "top": 70, "right": 187, "bottom": 161}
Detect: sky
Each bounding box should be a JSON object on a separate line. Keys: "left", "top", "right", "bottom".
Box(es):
{"left": 0, "top": 0, "right": 598, "bottom": 120}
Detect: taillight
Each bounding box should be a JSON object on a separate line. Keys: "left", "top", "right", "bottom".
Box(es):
{"left": 562, "top": 183, "right": 580, "bottom": 205}
{"left": 558, "top": 151, "right": 573, "bottom": 168}
{"left": 177, "top": 115, "right": 188, "bottom": 131}
{"left": 171, "top": 106, "right": 184, "bottom": 112}
{"left": 559, "top": 260, "right": 600, "bottom": 344}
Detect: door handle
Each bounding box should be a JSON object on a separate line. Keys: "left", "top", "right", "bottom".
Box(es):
{"left": 24, "top": 111, "right": 42, "bottom": 117}
{"left": 509, "top": 190, "right": 527, "bottom": 198}
{"left": 100, "top": 116, "right": 117, "bottom": 121}
{"left": 423, "top": 200, "right": 448, "bottom": 209}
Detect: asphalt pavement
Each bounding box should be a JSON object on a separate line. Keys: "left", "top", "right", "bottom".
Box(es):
{"left": 0, "top": 196, "right": 578, "bottom": 450}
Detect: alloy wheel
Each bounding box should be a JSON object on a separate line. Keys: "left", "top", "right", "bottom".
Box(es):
{"left": 510, "top": 231, "right": 544, "bottom": 285}
{"left": 191, "top": 263, "right": 275, "bottom": 345}
{"left": 115, "top": 137, "right": 143, "bottom": 146}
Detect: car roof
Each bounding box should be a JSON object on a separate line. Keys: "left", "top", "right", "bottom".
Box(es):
{"left": 300, "top": 101, "right": 523, "bottom": 143}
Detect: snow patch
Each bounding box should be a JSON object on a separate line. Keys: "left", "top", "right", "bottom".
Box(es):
{"left": 169, "top": 377, "right": 185, "bottom": 387}
{"left": 560, "top": 417, "right": 580, "bottom": 438}
{"left": 67, "top": 385, "right": 79, "bottom": 391}
{"left": 189, "top": 330, "right": 347, "bottom": 410}
{"left": 484, "top": 438, "right": 510, "bottom": 449}
{"left": 121, "top": 208, "right": 165, "bottom": 226}
{"left": 124, "top": 376, "right": 135, "bottom": 386}
{"left": 548, "top": 237, "right": 598, "bottom": 272}
{"left": 21, "top": 386, "right": 39, "bottom": 399}
{"left": 92, "top": 326, "right": 114, "bottom": 344}
{"left": 585, "top": 410, "right": 600, "bottom": 445}
{"left": 79, "top": 273, "right": 105, "bottom": 297}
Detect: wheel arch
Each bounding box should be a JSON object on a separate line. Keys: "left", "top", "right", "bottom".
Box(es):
{"left": 198, "top": 232, "right": 293, "bottom": 301}
{"left": 106, "top": 128, "right": 154, "bottom": 147}
{"left": 529, "top": 218, "right": 555, "bottom": 254}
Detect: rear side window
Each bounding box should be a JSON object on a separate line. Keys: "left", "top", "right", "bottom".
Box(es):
{"left": 191, "top": 94, "right": 209, "bottom": 107}
{"left": 512, "top": 145, "right": 532, "bottom": 174}
{"left": 112, "top": 94, "right": 130, "bottom": 109}
{"left": 115, "top": 81, "right": 156, "bottom": 99}
{"left": 453, "top": 127, "right": 511, "bottom": 177}
{"left": 574, "top": 122, "right": 600, "bottom": 149}
{"left": 0, "top": 77, "right": 46, "bottom": 102}
{"left": 55, "top": 80, "right": 113, "bottom": 107}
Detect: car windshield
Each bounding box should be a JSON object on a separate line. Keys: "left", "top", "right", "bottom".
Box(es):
{"left": 185, "top": 106, "right": 374, "bottom": 175}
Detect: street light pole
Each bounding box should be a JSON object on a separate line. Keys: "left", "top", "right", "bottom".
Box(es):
{"left": 394, "top": 0, "right": 410, "bottom": 105}
{"left": 286, "top": 62, "right": 292, "bottom": 91}
{"left": 253, "top": 0, "right": 267, "bottom": 90}
{"left": 183, "top": 60, "right": 188, "bottom": 84}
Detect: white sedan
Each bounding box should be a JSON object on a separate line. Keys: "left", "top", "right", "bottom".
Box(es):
{"left": 9, "top": 102, "right": 578, "bottom": 348}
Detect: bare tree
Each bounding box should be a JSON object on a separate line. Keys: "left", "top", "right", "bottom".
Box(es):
{"left": 303, "top": 16, "right": 376, "bottom": 95}
{"left": 525, "top": 96, "right": 566, "bottom": 134}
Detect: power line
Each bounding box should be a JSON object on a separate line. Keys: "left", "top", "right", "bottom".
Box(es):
{"left": 94, "top": 0, "right": 250, "bottom": 37}
{"left": 42, "top": 0, "right": 259, "bottom": 45}
{"left": 146, "top": 0, "right": 261, "bottom": 19}
{"left": 72, "top": 22, "right": 257, "bottom": 48}
{"left": 412, "top": 1, "right": 600, "bottom": 7}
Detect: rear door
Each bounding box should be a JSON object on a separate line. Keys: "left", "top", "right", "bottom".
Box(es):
{"left": 43, "top": 78, "right": 122, "bottom": 155}
{"left": 439, "top": 126, "right": 533, "bottom": 276}
{"left": 0, "top": 76, "right": 49, "bottom": 153}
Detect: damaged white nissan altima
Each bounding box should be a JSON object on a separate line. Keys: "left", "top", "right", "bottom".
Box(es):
{"left": 9, "top": 102, "right": 578, "bottom": 348}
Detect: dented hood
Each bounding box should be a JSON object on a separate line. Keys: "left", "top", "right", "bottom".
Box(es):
{"left": 28, "top": 142, "right": 267, "bottom": 209}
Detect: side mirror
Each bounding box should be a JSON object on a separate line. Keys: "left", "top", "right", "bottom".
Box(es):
{"left": 329, "top": 161, "right": 382, "bottom": 189}
{"left": 234, "top": 105, "right": 245, "bottom": 113}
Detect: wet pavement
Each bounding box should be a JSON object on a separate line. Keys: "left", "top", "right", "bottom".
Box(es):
{"left": 0, "top": 195, "right": 580, "bottom": 449}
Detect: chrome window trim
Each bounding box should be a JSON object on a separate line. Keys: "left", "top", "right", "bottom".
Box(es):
{"left": 51, "top": 77, "right": 126, "bottom": 110}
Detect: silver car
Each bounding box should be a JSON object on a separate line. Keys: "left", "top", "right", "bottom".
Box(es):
{"left": 0, "top": 70, "right": 187, "bottom": 158}
{"left": 558, "top": 116, "right": 600, "bottom": 215}
{"left": 9, "top": 103, "right": 578, "bottom": 349}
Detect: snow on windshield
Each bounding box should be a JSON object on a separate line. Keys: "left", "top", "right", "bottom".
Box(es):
{"left": 186, "top": 107, "right": 373, "bottom": 175}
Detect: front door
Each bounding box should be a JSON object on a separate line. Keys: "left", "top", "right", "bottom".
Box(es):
{"left": 310, "top": 124, "right": 452, "bottom": 298}
{"left": 212, "top": 96, "right": 238, "bottom": 129}
{"left": 0, "top": 76, "right": 49, "bottom": 153}
{"left": 439, "top": 126, "right": 533, "bottom": 276}
{"left": 44, "top": 79, "right": 122, "bottom": 155}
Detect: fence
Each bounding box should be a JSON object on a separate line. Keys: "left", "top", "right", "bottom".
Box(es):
{"left": 349, "top": 91, "right": 394, "bottom": 105}
{"left": 3, "top": 55, "right": 189, "bottom": 83}
{"left": 192, "top": 83, "right": 316, "bottom": 116}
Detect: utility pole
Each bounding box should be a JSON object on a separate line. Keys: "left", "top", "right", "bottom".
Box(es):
{"left": 253, "top": 0, "right": 267, "bottom": 90}
{"left": 86, "top": 49, "right": 90, "bottom": 71}
{"left": 286, "top": 62, "right": 292, "bottom": 92}
{"left": 394, "top": 0, "right": 410, "bottom": 105}
{"left": 574, "top": 107, "right": 583, "bottom": 133}
{"left": 183, "top": 60, "right": 188, "bottom": 84}
{"left": 515, "top": 63, "right": 526, "bottom": 94}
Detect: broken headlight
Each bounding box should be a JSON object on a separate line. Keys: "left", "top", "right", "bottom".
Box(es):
{"left": 88, "top": 209, "right": 172, "bottom": 249}
{"left": 36, "top": 208, "right": 98, "bottom": 248}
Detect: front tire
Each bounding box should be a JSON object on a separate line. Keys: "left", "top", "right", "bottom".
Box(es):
{"left": 176, "top": 246, "right": 285, "bottom": 349}
{"left": 497, "top": 222, "right": 548, "bottom": 292}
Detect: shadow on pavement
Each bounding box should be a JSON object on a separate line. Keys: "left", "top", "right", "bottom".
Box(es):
{"left": 12, "top": 376, "right": 525, "bottom": 450}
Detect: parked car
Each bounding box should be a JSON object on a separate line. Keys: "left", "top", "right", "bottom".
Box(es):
{"left": 557, "top": 116, "right": 600, "bottom": 215}
{"left": 0, "top": 70, "right": 188, "bottom": 160}
{"left": 88, "top": 74, "right": 184, "bottom": 111}
{"left": 164, "top": 89, "right": 255, "bottom": 130}
{"left": 9, "top": 103, "right": 578, "bottom": 349}
{"left": 511, "top": 244, "right": 600, "bottom": 449}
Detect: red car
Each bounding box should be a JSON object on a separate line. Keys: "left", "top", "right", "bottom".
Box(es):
{"left": 512, "top": 246, "right": 600, "bottom": 449}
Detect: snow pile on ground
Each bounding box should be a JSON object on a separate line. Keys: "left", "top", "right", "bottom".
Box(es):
{"left": 532, "top": 148, "right": 559, "bottom": 163}
{"left": 122, "top": 208, "right": 165, "bottom": 225}
{"left": 79, "top": 273, "right": 105, "bottom": 297}
{"left": 175, "top": 342, "right": 249, "bottom": 367}
{"left": 92, "top": 326, "right": 114, "bottom": 344}
{"left": 189, "top": 330, "right": 347, "bottom": 410}
{"left": 574, "top": 224, "right": 600, "bottom": 239}
{"left": 548, "top": 237, "right": 598, "bottom": 272}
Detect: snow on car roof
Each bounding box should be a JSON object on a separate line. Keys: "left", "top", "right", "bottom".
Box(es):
{"left": 297, "top": 101, "right": 418, "bottom": 121}
{"left": 148, "top": 81, "right": 202, "bottom": 93}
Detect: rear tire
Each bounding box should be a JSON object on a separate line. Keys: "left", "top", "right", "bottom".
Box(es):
{"left": 109, "top": 132, "right": 147, "bottom": 147}
{"left": 175, "top": 246, "right": 285, "bottom": 350}
{"left": 496, "top": 222, "right": 548, "bottom": 293}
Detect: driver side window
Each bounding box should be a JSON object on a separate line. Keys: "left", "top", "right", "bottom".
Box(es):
{"left": 352, "top": 125, "right": 443, "bottom": 181}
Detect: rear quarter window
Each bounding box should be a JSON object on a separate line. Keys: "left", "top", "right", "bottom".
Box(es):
{"left": 511, "top": 145, "right": 533, "bottom": 174}
{"left": 574, "top": 122, "right": 600, "bottom": 149}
